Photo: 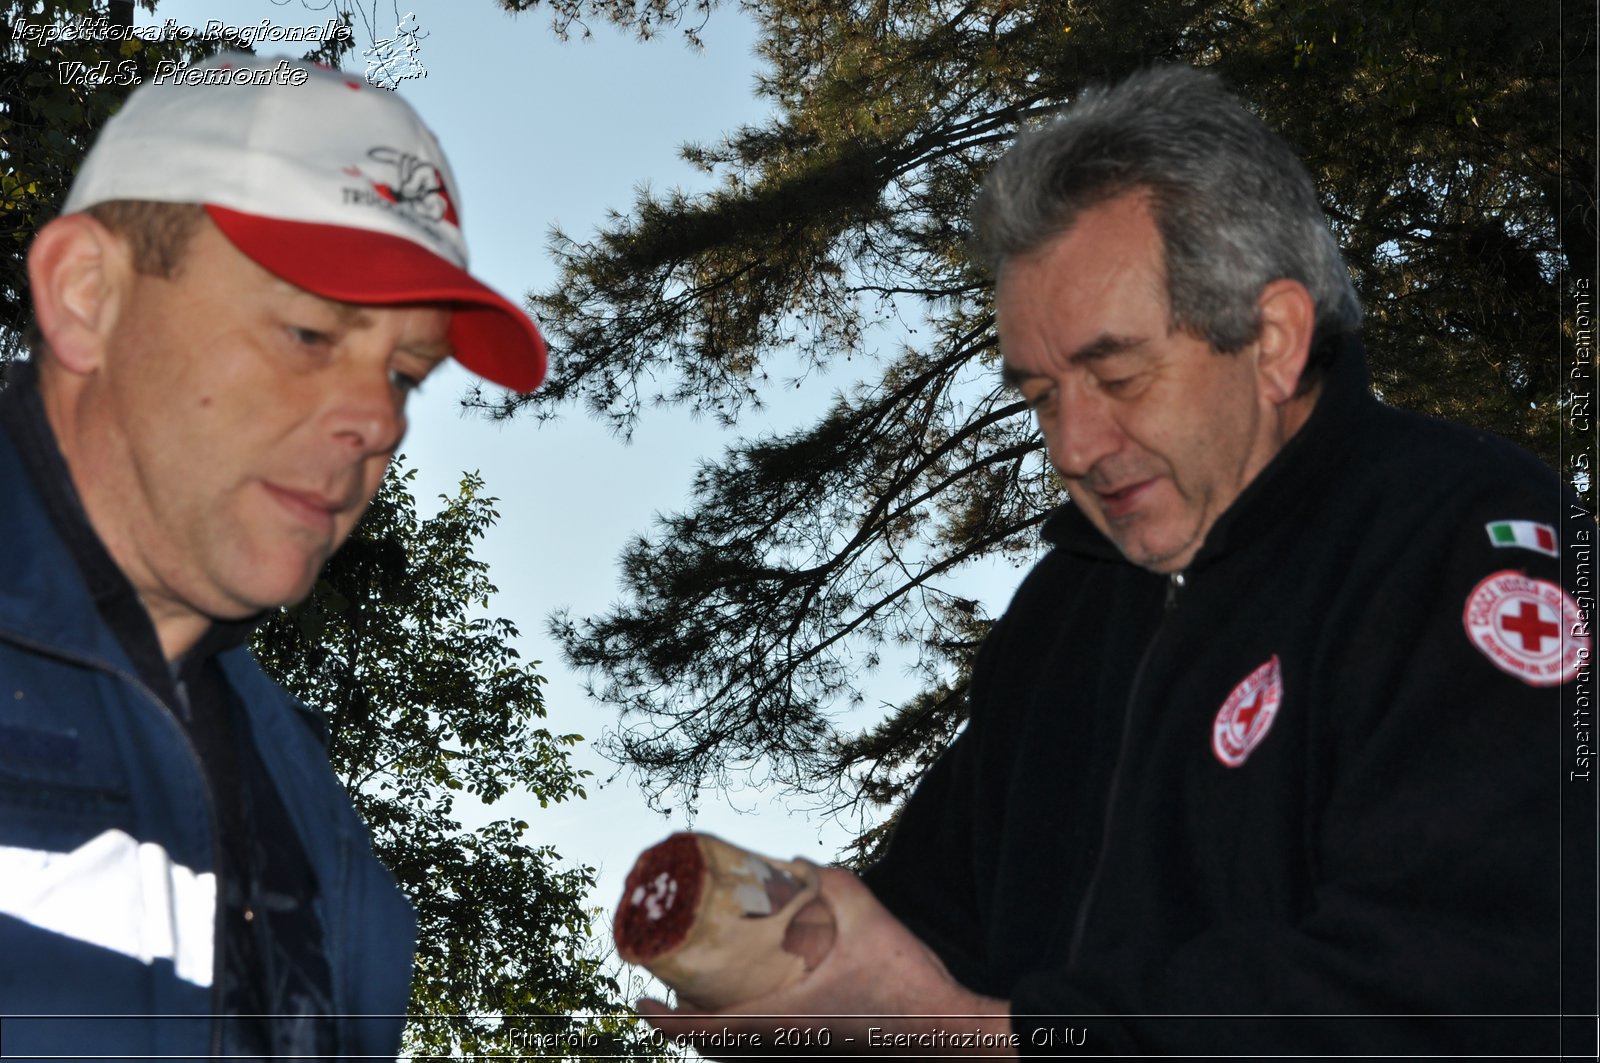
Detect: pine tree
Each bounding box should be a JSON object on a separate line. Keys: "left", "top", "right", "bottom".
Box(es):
{"left": 254, "top": 462, "right": 659, "bottom": 1058}
{"left": 492, "top": 0, "right": 1595, "bottom": 858}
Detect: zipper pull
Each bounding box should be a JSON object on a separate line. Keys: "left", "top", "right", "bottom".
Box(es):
{"left": 1165, "top": 571, "right": 1187, "bottom": 610}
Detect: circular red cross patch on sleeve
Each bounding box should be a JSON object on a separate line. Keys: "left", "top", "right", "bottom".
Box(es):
{"left": 1463, "top": 571, "right": 1590, "bottom": 687}
{"left": 1213, "top": 655, "right": 1283, "bottom": 767}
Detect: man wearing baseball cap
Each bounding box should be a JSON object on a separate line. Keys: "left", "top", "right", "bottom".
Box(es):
{"left": 0, "top": 53, "right": 545, "bottom": 1057}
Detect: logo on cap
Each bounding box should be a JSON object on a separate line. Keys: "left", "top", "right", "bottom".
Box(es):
{"left": 1463, "top": 570, "right": 1589, "bottom": 686}
{"left": 341, "top": 147, "right": 459, "bottom": 241}
{"left": 367, "top": 147, "right": 458, "bottom": 225}
{"left": 1213, "top": 656, "right": 1283, "bottom": 767}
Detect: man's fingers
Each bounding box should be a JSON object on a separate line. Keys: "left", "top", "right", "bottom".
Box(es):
{"left": 634, "top": 997, "right": 674, "bottom": 1019}
{"left": 781, "top": 897, "right": 837, "bottom": 969}
{"left": 635, "top": 998, "right": 710, "bottom": 1047}
{"left": 813, "top": 864, "right": 881, "bottom": 913}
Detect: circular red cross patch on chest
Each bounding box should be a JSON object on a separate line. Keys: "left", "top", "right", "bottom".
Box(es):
{"left": 1463, "top": 570, "right": 1589, "bottom": 687}
{"left": 1212, "top": 655, "right": 1283, "bottom": 768}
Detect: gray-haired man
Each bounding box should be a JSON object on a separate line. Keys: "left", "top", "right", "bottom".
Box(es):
{"left": 646, "top": 64, "right": 1593, "bottom": 1058}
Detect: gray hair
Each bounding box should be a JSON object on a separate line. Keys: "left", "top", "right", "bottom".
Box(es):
{"left": 972, "top": 65, "right": 1360, "bottom": 385}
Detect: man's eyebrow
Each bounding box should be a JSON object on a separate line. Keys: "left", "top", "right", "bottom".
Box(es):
{"left": 322, "top": 300, "right": 453, "bottom": 361}
{"left": 325, "top": 301, "right": 371, "bottom": 328}
{"left": 400, "top": 339, "right": 454, "bottom": 363}
{"left": 1068, "top": 334, "right": 1143, "bottom": 365}
{"left": 1000, "top": 362, "right": 1042, "bottom": 389}
{"left": 1001, "top": 334, "right": 1145, "bottom": 387}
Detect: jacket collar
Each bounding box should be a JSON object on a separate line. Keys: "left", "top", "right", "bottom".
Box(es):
{"left": 1041, "top": 332, "right": 1374, "bottom": 569}
{"left": 0, "top": 412, "right": 132, "bottom": 669}
{"left": 0, "top": 362, "right": 258, "bottom": 672}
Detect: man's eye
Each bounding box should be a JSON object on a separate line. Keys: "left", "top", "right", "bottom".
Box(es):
{"left": 389, "top": 368, "right": 425, "bottom": 394}
{"left": 288, "top": 326, "right": 331, "bottom": 347}
{"left": 1098, "top": 375, "right": 1135, "bottom": 395}
{"left": 1022, "top": 386, "right": 1054, "bottom": 410}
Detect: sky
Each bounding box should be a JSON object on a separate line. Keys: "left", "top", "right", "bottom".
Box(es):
{"left": 130, "top": 0, "right": 1030, "bottom": 968}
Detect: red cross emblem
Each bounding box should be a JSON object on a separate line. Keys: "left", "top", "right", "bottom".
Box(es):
{"left": 1234, "top": 689, "right": 1267, "bottom": 730}
{"left": 1464, "top": 571, "right": 1589, "bottom": 687}
{"left": 1499, "top": 601, "right": 1559, "bottom": 653}
{"left": 1213, "top": 656, "right": 1284, "bottom": 767}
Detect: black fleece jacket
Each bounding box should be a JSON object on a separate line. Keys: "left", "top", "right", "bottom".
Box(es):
{"left": 863, "top": 337, "right": 1597, "bottom": 1057}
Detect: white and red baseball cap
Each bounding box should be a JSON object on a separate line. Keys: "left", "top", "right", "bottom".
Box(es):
{"left": 62, "top": 52, "right": 547, "bottom": 393}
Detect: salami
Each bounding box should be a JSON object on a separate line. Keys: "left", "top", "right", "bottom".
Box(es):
{"left": 614, "top": 832, "right": 826, "bottom": 1009}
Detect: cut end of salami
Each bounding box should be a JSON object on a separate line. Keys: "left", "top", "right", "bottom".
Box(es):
{"left": 614, "top": 832, "right": 706, "bottom": 962}
{"left": 613, "top": 831, "right": 827, "bottom": 1009}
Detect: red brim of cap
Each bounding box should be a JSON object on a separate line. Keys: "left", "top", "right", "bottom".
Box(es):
{"left": 206, "top": 205, "right": 547, "bottom": 393}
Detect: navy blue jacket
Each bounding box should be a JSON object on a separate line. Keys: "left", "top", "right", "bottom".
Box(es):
{"left": 864, "top": 339, "right": 1597, "bottom": 1056}
{"left": 0, "top": 424, "right": 417, "bottom": 1058}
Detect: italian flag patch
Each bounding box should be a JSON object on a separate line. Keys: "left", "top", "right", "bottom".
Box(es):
{"left": 1485, "top": 520, "right": 1558, "bottom": 557}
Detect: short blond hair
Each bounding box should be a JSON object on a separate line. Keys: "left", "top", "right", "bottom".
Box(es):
{"left": 25, "top": 200, "right": 208, "bottom": 357}
{"left": 84, "top": 199, "right": 208, "bottom": 278}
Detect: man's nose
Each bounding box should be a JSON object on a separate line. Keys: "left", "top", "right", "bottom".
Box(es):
{"left": 1045, "top": 382, "right": 1122, "bottom": 480}
{"left": 325, "top": 361, "right": 407, "bottom": 457}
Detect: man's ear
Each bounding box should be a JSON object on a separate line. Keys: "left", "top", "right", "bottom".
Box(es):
{"left": 27, "top": 213, "right": 131, "bottom": 374}
{"left": 1253, "top": 278, "right": 1316, "bottom": 405}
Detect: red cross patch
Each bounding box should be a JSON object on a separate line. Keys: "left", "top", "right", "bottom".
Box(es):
{"left": 1463, "top": 571, "right": 1590, "bottom": 687}
{"left": 1213, "top": 656, "right": 1283, "bottom": 767}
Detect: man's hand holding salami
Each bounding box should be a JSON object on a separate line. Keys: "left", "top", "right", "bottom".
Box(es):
{"left": 614, "top": 833, "right": 1015, "bottom": 1057}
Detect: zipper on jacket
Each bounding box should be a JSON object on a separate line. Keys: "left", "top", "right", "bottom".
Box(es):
{"left": 1165, "top": 571, "right": 1186, "bottom": 610}
{"left": 135, "top": 676, "right": 228, "bottom": 1060}
{"left": 0, "top": 628, "right": 226, "bottom": 1057}
{"left": 1066, "top": 575, "right": 1182, "bottom": 966}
